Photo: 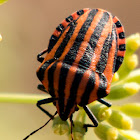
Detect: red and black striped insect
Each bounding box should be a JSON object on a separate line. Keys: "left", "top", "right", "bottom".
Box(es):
{"left": 24, "top": 8, "right": 125, "bottom": 140}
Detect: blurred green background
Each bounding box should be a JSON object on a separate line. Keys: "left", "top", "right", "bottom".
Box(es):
{"left": 0, "top": 0, "right": 139, "bottom": 139}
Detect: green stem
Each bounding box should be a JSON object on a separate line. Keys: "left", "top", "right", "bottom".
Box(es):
{"left": 75, "top": 110, "right": 82, "bottom": 121}
{"left": 81, "top": 110, "right": 86, "bottom": 123}
{"left": 0, "top": 93, "right": 50, "bottom": 104}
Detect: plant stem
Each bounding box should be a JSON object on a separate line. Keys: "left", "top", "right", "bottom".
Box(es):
{"left": 0, "top": 93, "right": 50, "bottom": 104}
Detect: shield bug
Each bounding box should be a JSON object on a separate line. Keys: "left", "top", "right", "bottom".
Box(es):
{"left": 24, "top": 8, "right": 125, "bottom": 140}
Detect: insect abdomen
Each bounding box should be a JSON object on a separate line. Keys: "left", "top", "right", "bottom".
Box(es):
{"left": 37, "top": 8, "right": 125, "bottom": 121}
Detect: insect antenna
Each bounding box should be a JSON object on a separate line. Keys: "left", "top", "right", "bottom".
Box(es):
{"left": 23, "top": 111, "right": 57, "bottom": 140}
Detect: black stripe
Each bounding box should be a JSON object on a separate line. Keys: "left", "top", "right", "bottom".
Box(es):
{"left": 78, "top": 43, "right": 94, "bottom": 70}
{"left": 48, "top": 13, "right": 75, "bottom": 53}
{"left": 114, "top": 56, "right": 124, "bottom": 72}
{"left": 66, "top": 15, "right": 73, "bottom": 22}
{"left": 78, "top": 11, "right": 110, "bottom": 69}
{"left": 64, "top": 9, "right": 98, "bottom": 65}
{"left": 115, "top": 20, "right": 122, "bottom": 28}
{"left": 56, "top": 24, "right": 64, "bottom": 32}
{"left": 48, "top": 35, "right": 58, "bottom": 53}
{"left": 113, "top": 25, "right": 119, "bottom": 73}
{"left": 119, "top": 44, "right": 126, "bottom": 51}
{"left": 59, "top": 9, "right": 99, "bottom": 115}
{"left": 89, "top": 12, "right": 110, "bottom": 49}
{"left": 79, "top": 71, "right": 95, "bottom": 106}
{"left": 112, "top": 22, "right": 125, "bottom": 72}
{"left": 62, "top": 11, "right": 110, "bottom": 112}
{"left": 58, "top": 10, "right": 111, "bottom": 117}
{"left": 119, "top": 32, "right": 125, "bottom": 39}
{"left": 64, "top": 67, "right": 85, "bottom": 116}
{"left": 58, "top": 63, "right": 71, "bottom": 119}
{"left": 48, "top": 62, "right": 57, "bottom": 97}
{"left": 96, "top": 33, "right": 112, "bottom": 74}
{"left": 114, "top": 19, "right": 125, "bottom": 72}
{"left": 97, "top": 74, "right": 107, "bottom": 99}
{"left": 54, "top": 21, "right": 77, "bottom": 58}
{"left": 77, "top": 9, "right": 84, "bottom": 15}
{"left": 36, "top": 59, "right": 56, "bottom": 82}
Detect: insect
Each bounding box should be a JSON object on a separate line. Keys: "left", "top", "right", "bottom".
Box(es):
{"left": 24, "top": 8, "right": 125, "bottom": 140}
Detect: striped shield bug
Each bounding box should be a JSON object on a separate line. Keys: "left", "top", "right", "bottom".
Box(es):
{"left": 24, "top": 8, "right": 125, "bottom": 140}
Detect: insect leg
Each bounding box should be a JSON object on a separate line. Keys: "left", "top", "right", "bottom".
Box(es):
{"left": 97, "top": 98, "right": 112, "bottom": 107}
{"left": 70, "top": 115, "right": 74, "bottom": 140}
{"left": 37, "top": 84, "right": 48, "bottom": 93}
{"left": 37, "top": 49, "right": 48, "bottom": 63}
{"left": 83, "top": 105, "right": 98, "bottom": 127}
{"left": 37, "top": 98, "right": 57, "bottom": 118}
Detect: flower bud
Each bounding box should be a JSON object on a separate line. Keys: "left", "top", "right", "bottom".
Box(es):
{"left": 52, "top": 116, "right": 69, "bottom": 135}
{"left": 69, "top": 121, "right": 86, "bottom": 140}
{"left": 119, "top": 130, "right": 140, "bottom": 140}
{"left": 124, "top": 82, "right": 140, "bottom": 94}
{"left": 126, "top": 54, "right": 138, "bottom": 70}
{"left": 107, "top": 110, "right": 133, "bottom": 130}
{"left": 117, "top": 33, "right": 140, "bottom": 79}
{"left": 116, "top": 134, "right": 128, "bottom": 140}
{"left": 117, "top": 54, "right": 138, "bottom": 79}
{"left": 120, "top": 103, "right": 140, "bottom": 117}
{"left": 107, "top": 82, "right": 140, "bottom": 100}
{"left": 112, "top": 72, "right": 119, "bottom": 83}
{"left": 123, "top": 69, "right": 140, "bottom": 84}
{"left": 90, "top": 103, "right": 112, "bottom": 121}
{"left": 0, "top": 34, "right": 2, "bottom": 42}
{"left": 70, "top": 132, "right": 84, "bottom": 140}
{"left": 126, "top": 33, "right": 140, "bottom": 52}
{"left": 0, "top": 0, "right": 8, "bottom": 5}
{"left": 94, "top": 122, "right": 118, "bottom": 140}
